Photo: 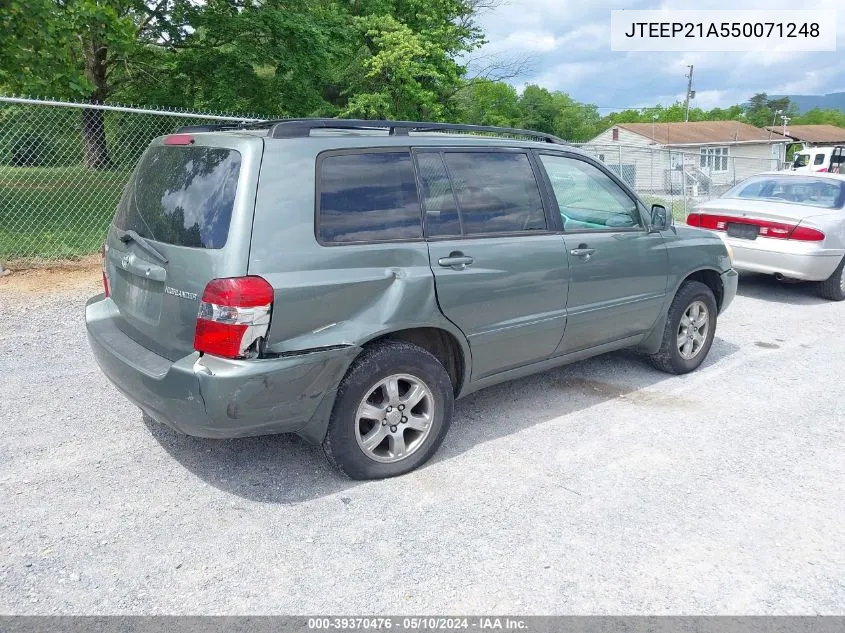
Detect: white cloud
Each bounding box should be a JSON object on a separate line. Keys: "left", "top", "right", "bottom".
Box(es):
{"left": 495, "top": 31, "right": 561, "bottom": 53}
{"left": 474, "top": 0, "right": 845, "bottom": 109}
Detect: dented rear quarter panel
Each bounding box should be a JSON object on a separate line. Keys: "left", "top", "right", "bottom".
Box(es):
{"left": 247, "top": 138, "right": 473, "bottom": 392}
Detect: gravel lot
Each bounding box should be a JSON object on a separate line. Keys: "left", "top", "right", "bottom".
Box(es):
{"left": 1, "top": 271, "right": 843, "bottom": 615}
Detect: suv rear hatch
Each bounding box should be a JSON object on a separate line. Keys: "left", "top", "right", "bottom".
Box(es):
{"left": 104, "top": 133, "right": 264, "bottom": 361}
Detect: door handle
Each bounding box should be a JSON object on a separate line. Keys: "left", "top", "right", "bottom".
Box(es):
{"left": 438, "top": 254, "right": 474, "bottom": 270}
{"left": 570, "top": 246, "right": 596, "bottom": 258}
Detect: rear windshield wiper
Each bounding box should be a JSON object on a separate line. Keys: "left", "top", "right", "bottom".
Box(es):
{"left": 116, "top": 229, "right": 169, "bottom": 265}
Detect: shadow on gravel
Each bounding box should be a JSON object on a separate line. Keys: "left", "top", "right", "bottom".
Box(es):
{"left": 146, "top": 337, "right": 740, "bottom": 504}
{"left": 433, "top": 338, "right": 739, "bottom": 464}
{"left": 736, "top": 273, "right": 830, "bottom": 306}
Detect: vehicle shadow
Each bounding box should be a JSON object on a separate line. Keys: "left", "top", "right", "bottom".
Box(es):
{"left": 146, "top": 337, "right": 740, "bottom": 504}
{"left": 736, "top": 272, "right": 829, "bottom": 306}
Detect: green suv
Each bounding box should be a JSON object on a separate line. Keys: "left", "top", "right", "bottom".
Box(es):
{"left": 85, "top": 119, "right": 737, "bottom": 479}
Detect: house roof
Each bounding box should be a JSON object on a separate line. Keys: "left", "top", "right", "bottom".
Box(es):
{"left": 766, "top": 124, "right": 845, "bottom": 143}
{"left": 617, "top": 121, "right": 788, "bottom": 145}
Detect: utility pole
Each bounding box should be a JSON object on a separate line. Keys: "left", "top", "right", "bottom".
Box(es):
{"left": 684, "top": 65, "right": 694, "bottom": 122}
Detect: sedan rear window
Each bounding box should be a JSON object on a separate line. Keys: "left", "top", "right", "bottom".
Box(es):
{"left": 728, "top": 176, "right": 845, "bottom": 209}
{"left": 113, "top": 146, "right": 241, "bottom": 249}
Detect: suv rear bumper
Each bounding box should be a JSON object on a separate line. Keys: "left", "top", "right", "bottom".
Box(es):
{"left": 85, "top": 295, "right": 359, "bottom": 441}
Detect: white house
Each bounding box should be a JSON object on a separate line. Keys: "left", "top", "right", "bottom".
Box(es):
{"left": 585, "top": 121, "right": 789, "bottom": 196}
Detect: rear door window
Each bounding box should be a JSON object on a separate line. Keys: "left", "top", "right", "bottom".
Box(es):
{"left": 814, "top": 153, "right": 826, "bottom": 165}
{"left": 437, "top": 152, "right": 546, "bottom": 235}
{"left": 114, "top": 146, "right": 241, "bottom": 249}
{"left": 317, "top": 151, "right": 422, "bottom": 243}
{"left": 415, "top": 152, "right": 462, "bottom": 237}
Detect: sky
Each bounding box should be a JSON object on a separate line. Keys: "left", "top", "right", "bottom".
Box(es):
{"left": 473, "top": 0, "right": 845, "bottom": 111}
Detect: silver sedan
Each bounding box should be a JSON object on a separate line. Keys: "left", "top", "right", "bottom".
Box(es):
{"left": 687, "top": 172, "right": 845, "bottom": 301}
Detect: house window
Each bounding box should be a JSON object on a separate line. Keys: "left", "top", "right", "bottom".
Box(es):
{"left": 612, "top": 128, "right": 619, "bottom": 141}
{"left": 700, "top": 146, "right": 729, "bottom": 172}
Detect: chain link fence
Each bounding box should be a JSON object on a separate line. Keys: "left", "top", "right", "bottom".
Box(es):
{"left": 0, "top": 96, "right": 265, "bottom": 268}
{"left": 0, "top": 96, "right": 786, "bottom": 269}
{"left": 573, "top": 143, "right": 784, "bottom": 221}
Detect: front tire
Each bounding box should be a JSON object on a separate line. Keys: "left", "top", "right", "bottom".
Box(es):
{"left": 323, "top": 340, "right": 454, "bottom": 480}
{"left": 648, "top": 281, "right": 718, "bottom": 375}
{"left": 816, "top": 256, "right": 845, "bottom": 301}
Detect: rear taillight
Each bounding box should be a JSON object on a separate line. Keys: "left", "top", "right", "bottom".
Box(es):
{"left": 101, "top": 242, "right": 110, "bottom": 297}
{"left": 686, "top": 212, "right": 729, "bottom": 231}
{"left": 686, "top": 213, "right": 825, "bottom": 242}
{"left": 789, "top": 225, "right": 826, "bottom": 241}
{"left": 193, "top": 276, "right": 274, "bottom": 359}
{"left": 686, "top": 212, "right": 701, "bottom": 227}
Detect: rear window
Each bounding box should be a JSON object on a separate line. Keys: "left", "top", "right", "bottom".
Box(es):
{"left": 317, "top": 152, "right": 422, "bottom": 243}
{"left": 113, "top": 146, "right": 241, "bottom": 249}
{"left": 727, "top": 176, "right": 845, "bottom": 209}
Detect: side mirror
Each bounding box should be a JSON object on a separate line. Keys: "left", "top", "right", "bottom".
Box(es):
{"left": 650, "top": 204, "right": 671, "bottom": 231}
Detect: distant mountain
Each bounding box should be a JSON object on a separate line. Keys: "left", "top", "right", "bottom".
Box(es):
{"left": 770, "top": 92, "right": 845, "bottom": 113}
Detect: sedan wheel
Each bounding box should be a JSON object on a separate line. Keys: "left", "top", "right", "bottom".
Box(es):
{"left": 817, "top": 256, "right": 845, "bottom": 301}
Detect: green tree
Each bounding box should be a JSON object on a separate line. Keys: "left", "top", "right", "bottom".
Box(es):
{"left": 118, "top": 0, "right": 345, "bottom": 117}
{"left": 0, "top": 0, "right": 198, "bottom": 168}
{"left": 792, "top": 108, "right": 845, "bottom": 127}
{"left": 517, "top": 85, "right": 559, "bottom": 134}
{"left": 454, "top": 79, "right": 520, "bottom": 127}
{"left": 339, "top": 0, "right": 485, "bottom": 120}
{"left": 745, "top": 92, "right": 797, "bottom": 129}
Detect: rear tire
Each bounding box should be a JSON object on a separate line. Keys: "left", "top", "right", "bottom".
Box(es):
{"left": 323, "top": 340, "right": 454, "bottom": 480}
{"left": 648, "top": 281, "right": 718, "bottom": 375}
{"left": 816, "top": 257, "right": 845, "bottom": 301}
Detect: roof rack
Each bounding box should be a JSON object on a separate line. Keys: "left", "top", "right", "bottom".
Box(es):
{"left": 174, "top": 118, "right": 568, "bottom": 145}
{"left": 265, "top": 119, "right": 567, "bottom": 144}
{"left": 174, "top": 123, "right": 243, "bottom": 133}
{"left": 174, "top": 120, "right": 281, "bottom": 134}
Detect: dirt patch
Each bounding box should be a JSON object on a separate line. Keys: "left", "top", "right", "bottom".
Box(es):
{"left": 561, "top": 377, "right": 690, "bottom": 409}
{"left": 0, "top": 255, "right": 100, "bottom": 296}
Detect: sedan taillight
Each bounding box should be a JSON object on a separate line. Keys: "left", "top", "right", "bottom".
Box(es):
{"left": 686, "top": 213, "right": 825, "bottom": 242}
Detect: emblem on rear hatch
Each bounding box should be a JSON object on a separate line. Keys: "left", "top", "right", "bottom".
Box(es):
{"left": 121, "top": 254, "right": 130, "bottom": 269}
{"left": 164, "top": 286, "right": 198, "bottom": 301}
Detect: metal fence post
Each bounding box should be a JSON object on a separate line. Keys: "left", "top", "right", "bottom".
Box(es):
{"left": 618, "top": 145, "right": 622, "bottom": 182}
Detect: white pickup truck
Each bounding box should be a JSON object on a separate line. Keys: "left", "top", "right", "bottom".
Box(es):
{"left": 791, "top": 146, "right": 845, "bottom": 173}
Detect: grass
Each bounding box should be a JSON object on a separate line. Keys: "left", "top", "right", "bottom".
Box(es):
{"left": 0, "top": 166, "right": 130, "bottom": 260}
